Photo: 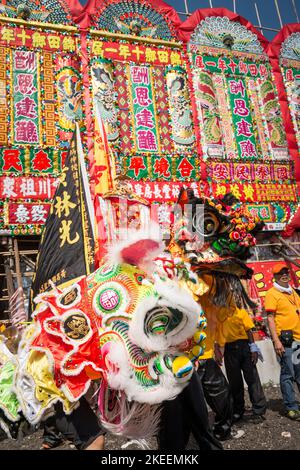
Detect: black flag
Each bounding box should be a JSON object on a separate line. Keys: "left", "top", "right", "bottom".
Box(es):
{"left": 30, "top": 125, "right": 95, "bottom": 309}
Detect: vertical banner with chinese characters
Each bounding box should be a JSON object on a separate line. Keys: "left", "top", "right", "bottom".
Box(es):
{"left": 227, "top": 77, "right": 258, "bottom": 159}
{"left": 165, "top": 67, "right": 195, "bottom": 150}
{"left": 130, "top": 65, "right": 159, "bottom": 153}
{"left": 12, "top": 50, "right": 40, "bottom": 145}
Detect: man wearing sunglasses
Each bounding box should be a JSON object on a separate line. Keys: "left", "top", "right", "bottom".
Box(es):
{"left": 265, "top": 263, "right": 300, "bottom": 420}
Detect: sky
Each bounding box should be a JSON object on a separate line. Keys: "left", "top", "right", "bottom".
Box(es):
{"left": 77, "top": 0, "right": 300, "bottom": 39}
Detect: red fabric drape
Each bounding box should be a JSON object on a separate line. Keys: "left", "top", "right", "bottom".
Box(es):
{"left": 282, "top": 203, "right": 300, "bottom": 237}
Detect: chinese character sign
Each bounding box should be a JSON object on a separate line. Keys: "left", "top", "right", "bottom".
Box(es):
{"left": 130, "top": 65, "right": 158, "bottom": 153}
{"left": 193, "top": 54, "right": 268, "bottom": 79}
{"left": 227, "top": 77, "right": 258, "bottom": 159}
{"left": 5, "top": 202, "right": 51, "bottom": 225}
{"left": 0, "top": 176, "right": 57, "bottom": 200}
{"left": 13, "top": 50, "right": 40, "bottom": 144}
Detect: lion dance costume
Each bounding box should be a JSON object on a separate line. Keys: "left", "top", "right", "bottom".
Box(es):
{"left": 0, "top": 186, "right": 262, "bottom": 442}
{"left": 0, "top": 188, "right": 208, "bottom": 441}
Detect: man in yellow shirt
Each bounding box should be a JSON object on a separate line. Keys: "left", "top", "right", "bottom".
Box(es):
{"left": 217, "top": 307, "right": 266, "bottom": 423}
{"left": 197, "top": 291, "right": 234, "bottom": 441}
{"left": 265, "top": 263, "right": 300, "bottom": 420}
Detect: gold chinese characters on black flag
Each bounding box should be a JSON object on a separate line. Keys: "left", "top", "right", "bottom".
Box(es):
{"left": 30, "top": 127, "right": 94, "bottom": 310}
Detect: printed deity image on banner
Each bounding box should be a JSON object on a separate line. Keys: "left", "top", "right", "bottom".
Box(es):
{"left": 91, "top": 60, "right": 119, "bottom": 143}
{"left": 57, "top": 65, "right": 82, "bottom": 135}
{"left": 166, "top": 68, "right": 195, "bottom": 148}
{"left": 289, "top": 79, "right": 300, "bottom": 126}
{"left": 194, "top": 70, "right": 222, "bottom": 158}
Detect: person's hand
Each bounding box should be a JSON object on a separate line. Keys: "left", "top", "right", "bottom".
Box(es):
{"left": 274, "top": 339, "right": 285, "bottom": 357}
{"left": 251, "top": 351, "right": 258, "bottom": 364}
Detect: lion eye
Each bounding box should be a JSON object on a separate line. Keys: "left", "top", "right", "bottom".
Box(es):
{"left": 192, "top": 210, "right": 221, "bottom": 240}
{"left": 145, "top": 306, "right": 183, "bottom": 336}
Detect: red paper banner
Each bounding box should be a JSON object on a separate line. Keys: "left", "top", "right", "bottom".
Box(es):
{"left": 211, "top": 182, "right": 297, "bottom": 203}
{"left": 0, "top": 25, "right": 77, "bottom": 53}
{"left": 209, "top": 161, "right": 292, "bottom": 182}
{"left": 90, "top": 40, "right": 183, "bottom": 66}
{"left": 5, "top": 202, "right": 51, "bottom": 225}
{"left": 126, "top": 181, "right": 206, "bottom": 202}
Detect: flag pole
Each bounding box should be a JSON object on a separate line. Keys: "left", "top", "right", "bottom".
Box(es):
{"left": 76, "top": 121, "right": 96, "bottom": 240}
{"left": 13, "top": 238, "right": 23, "bottom": 291}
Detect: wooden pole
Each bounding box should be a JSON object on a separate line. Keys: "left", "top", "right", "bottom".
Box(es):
{"left": 4, "top": 263, "right": 14, "bottom": 299}
{"left": 278, "top": 236, "right": 300, "bottom": 258}
{"left": 13, "top": 238, "right": 23, "bottom": 290}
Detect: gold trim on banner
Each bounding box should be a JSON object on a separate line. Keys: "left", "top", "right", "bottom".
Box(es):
{"left": 0, "top": 46, "right": 7, "bottom": 145}
{"left": 25, "top": 146, "right": 30, "bottom": 173}
{"left": 150, "top": 67, "right": 161, "bottom": 156}
{"left": 127, "top": 63, "right": 136, "bottom": 154}
{"left": 0, "top": 16, "right": 77, "bottom": 33}
{"left": 0, "top": 16, "right": 181, "bottom": 47}
{"left": 78, "top": 161, "right": 91, "bottom": 276}
{"left": 53, "top": 149, "right": 59, "bottom": 174}
{"left": 9, "top": 48, "right": 13, "bottom": 145}
{"left": 37, "top": 51, "right": 42, "bottom": 147}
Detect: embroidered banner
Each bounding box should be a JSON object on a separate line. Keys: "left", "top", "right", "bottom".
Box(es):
{"left": 0, "top": 176, "right": 58, "bottom": 200}
{"left": 42, "top": 51, "right": 56, "bottom": 148}
{"left": 56, "top": 57, "right": 82, "bottom": 145}
{"left": 152, "top": 66, "right": 173, "bottom": 154}
{"left": 114, "top": 63, "right": 132, "bottom": 156}
{"left": 227, "top": 76, "right": 258, "bottom": 160}
{"left": 211, "top": 182, "right": 297, "bottom": 203}
{"left": 0, "top": 46, "right": 7, "bottom": 146}
{"left": 130, "top": 65, "right": 159, "bottom": 153}
{"left": 91, "top": 58, "right": 119, "bottom": 144}
{"left": 12, "top": 50, "right": 40, "bottom": 145}
{"left": 209, "top": 161, "right": 292, "bottom": 183}
{"left": 0, "top": 25, "right": 77, "bottom": 53}
{"left": 165, "top": 67, "right": 195, "bottom": 150}
{"left": 247, "top": 78, "right": 270, "bottom": 157}
{"left": 126, "top": 181, "right": 205, "bottom": 202}
{"left": 0, "top": 147, "right": 25, "bottom": 173}
{"left": 193, "top": 70, "right": 223, "bottom": 158}
{"left": 90, "top": 39, "right": 183, "bottom": 67}
{"left": 281, "top": 65, "right": 300, "bottom": 152}
{"left": 247, "top": 204, "right": 273, "bottom": 223}
{"left": 125, "top": 154, "right": 199, "bottom": 181}
{"left": 213, "top": 75, "right": 236, "bottom": 159}
{"left": 192, "top": 54, "right": 270, "bottom": 79}
{"left": 257, "top": 77, "right": 288, "bottom": 158}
